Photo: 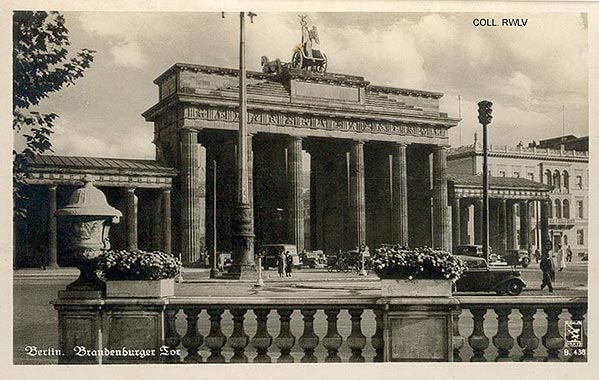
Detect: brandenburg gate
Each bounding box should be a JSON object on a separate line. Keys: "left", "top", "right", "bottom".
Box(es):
{"left": 142, "top": 63, "right": 460, "bottom": 265}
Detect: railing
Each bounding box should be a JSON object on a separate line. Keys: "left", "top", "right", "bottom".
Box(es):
{"left": 54, "top": 296, "right": 587, "bottom": 363}
{"left": 548, "top": 218, "right": 576, "bottom": 226}
{"left": 453, "top": 297, "right": 587, "bottom": 362}
{"left": 161, "top": 297, "right": 585, "bottom": 363}
{"left": 161, "top": 298, "right": 383, "bottom": 363}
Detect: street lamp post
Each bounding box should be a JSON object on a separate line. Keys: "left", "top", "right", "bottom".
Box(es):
{"left": 225, "top": 11, "right": 257, "bottom": 279}
{"left": 478, "top": 100, "right": 493, "bottom": 262}
{"left": 210, "top": 160, "right": 218, "bottom": 279}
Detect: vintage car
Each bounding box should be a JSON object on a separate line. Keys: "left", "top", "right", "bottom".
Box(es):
{"left": 300, "top": 250, "right": 326, "bottom": 269}
{"left": 501, "top": 249, "right": 531, "bottom": 268}
{"left": 454, "top": 255, "right": 527, "bottom": 296}
{"left": 455, "top": 244, "right": 501, "bottom": 264}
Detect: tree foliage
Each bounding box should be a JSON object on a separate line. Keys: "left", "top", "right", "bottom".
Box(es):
{"left": 13, "top": 11, "right": 95, "bottom": 217}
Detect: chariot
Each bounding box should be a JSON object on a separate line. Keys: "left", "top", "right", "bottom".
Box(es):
{"left": 291, "top": 46, "right": 328, "bottom": 73}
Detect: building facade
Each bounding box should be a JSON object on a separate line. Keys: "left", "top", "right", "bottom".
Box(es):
{"left": 141, "top": 64, "right": 461, "bottom": 265}
{"left": 447, "top": 135, "right": 589, "bottom": 255}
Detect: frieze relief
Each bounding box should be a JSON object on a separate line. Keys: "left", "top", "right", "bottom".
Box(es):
{"left": 182, "top": 105, "right": 448, "bottom": 138}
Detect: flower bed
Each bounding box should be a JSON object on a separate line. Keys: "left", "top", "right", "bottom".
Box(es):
{"left": 372, "top": 246, "right": 466, "bottom": 281}
{"left": 96, "top": 250, "right": 181, "bottom": 281}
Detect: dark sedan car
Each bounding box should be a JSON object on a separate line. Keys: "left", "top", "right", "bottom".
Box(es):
{"left": 455, "top": 255, "right": 527, "bottom": 296}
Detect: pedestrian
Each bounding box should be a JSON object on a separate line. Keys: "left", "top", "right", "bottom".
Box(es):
{"left": 566, "top": 245, "right": 573, "bottom": 262}
{"left": 556, "top": 244, "right": 566, "bottom": 271}
{"left": 277, "top": 249, "right": 285, "bottom": 278}
{"left": 540, "top": 251, "right": 554, "bottom": 292}
{"left": 534, "top": 248, "right": 541, "bottom": 263}
{"left": 285, "top": 251, "right": 293, "bottom": 277}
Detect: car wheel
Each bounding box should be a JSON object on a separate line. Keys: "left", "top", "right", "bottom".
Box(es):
{"left": 521, "top": 258, "right": 529, "bottom": 268}
{"left": 505, "top": 280, "right": 523, "bottom": 296}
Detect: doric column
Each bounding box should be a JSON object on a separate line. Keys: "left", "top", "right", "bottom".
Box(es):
{"left": 506, "top": 201, "right": 516, "bottom": 250}
{"left": 519, "top": 200, "right": 530, "bottom": 249}
{"left": 540, "top": 200, "right": 550, "bottom": 254}
{"left": 391, "top": 143, "right": 408, "bottom": 246}
{"left": 451, "top": 197, "right": 461, "bottom": 251}
{"left": 460, "top": 200, "right": 470, "bottom": 245}
{"left": 180, "top": 128, "right": 204, "bottom": 265}
{"left": 162, "top": 189, "right": 172, "bottom": 255}
{"left": 350, "top": 141, "right": 366, "bottom": 248}
{"left": 248, "top": 134, "right": 254, "bottom": 231}
{"left": 126, "top": 188, "right": 138, "bottom": 250}
{"left": 498, "top": 199, "right": 507, "bottom": 255}
{"left": 473, "top": 199, "right": 483, "bottom": 244}
{"left": 432, "top": 146, "right": 450, "bottom": 250}
{"left": 48, "top": 185, "right": 59, "bottom": 268}
{"left": 287, "top": 136, "right": 304, "bottom": 252}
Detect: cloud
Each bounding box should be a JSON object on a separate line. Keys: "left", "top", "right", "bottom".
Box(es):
{"left": 39, "top": 12, "right": 588, "bottom": 159}
{"left": 111, "top": 41, "right": 146, "bottom": 68}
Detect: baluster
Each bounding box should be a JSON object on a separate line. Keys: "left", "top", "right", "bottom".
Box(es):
{"left": 452, "top": 308, "right": 464, "bottom": 362}
{"left": 205, "top": 308, "right": 227, "bottom": 363}
{"left": 542, "top": 307, "right": 564, "bottom": 362}
{"left": 298, "top": 309, "right": 319, "bottom": 363}
{"left": 275, "top": 309, "right": 296, "bottom": 363}
{"left": 251, "top": 309, "right": 273, "bottom": 363}
{"left": 347, "top": 309, "right": 366, "bottom": 362}
{"left": 517, "top": 307, "right": 539, "bottom": 361}
{"left": 181, "top": 307, "right": 203, "bottom": 363}
{"left": 568, "top": 306, "right": 587, "bottom": 362}
{"left": 371, "top": 309, "right": 384, "bottom": 362}
{"left": 229, "top": 308, "right": 249, "bottom": 363}
{"left": 322, "top": 309, "right": 343, "bottom": 363}
{"left": 492, "top": 307, "right": 514, "bottom": 361}
{"left": 164, "top": 306, "right": 181, "bottom": 363}
{"left": 468, "top": 308, "right": 489, "bottom": 362}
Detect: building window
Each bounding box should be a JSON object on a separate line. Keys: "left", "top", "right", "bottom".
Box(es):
{"left": 562, "top": 171, "right": 569, "bottom": 190}
{"left": 545, "top": 170, "right": 552, "bottom": 186}
{"left": 563, "top": 199, "right": 570, "bottom": 219}
{"left": 527, "top": 173, "right": 534, "bottom": 181}
{"left": 513, "top": 172, "right": 520, "bottom": 178}
{"left": 553, "top": 170, "right": 561, "bottom": 189}
{"left": 576, "top": 175, "right": 583, "bottom": 189}
{"left": 577, "top": 229, "right": 584, "bottom": 245}
{"left": 548, "top": 202, "right": 552, "bottom": 218}
{"left": 563, "top": 235, "right": 568, "bottom": 246}
{"left": 554, "top": 199, "right": 562, "bottom": 218}
{"left": 499, "top": 170, "right": 506, "bottom": 177}
{"left": 577, "top": 200, "right": 584, "bottom": 218}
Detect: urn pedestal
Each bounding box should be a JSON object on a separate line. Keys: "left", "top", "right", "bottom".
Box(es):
{"left": 379, "top": 278, "right": 457, "bottom": 362}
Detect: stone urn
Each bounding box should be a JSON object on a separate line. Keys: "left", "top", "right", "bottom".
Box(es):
{"left": 56, "top": 174, "right": 121, "bottom": 294}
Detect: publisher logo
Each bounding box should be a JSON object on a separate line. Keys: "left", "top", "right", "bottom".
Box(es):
{"left": 565, "top": 321, "right": 583, "bottom": 348}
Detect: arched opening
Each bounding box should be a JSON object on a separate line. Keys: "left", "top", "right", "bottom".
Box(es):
{"left": 563, "top": 199, "right": 570, "bottom": 219}
{"left": 553, "top": 170, "right": 561, "bottom": 190}
{"left": 554, "top": 199, "right": 562, "bottom": 219}
{"left": 545, "top": 170, "right": 552, "bottom": 186}
{"left": 562, "top": 170, "right": 569, "bottom": 190}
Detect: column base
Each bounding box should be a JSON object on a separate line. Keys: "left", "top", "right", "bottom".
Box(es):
{"left": 221, "top": 265, "right": 257, "bottom": 280}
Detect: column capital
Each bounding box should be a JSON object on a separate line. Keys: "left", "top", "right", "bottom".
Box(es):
{"left": 287, "top": 135, "right": 305, "bottom": 141}
{"left": 126, "top": 187, "right": 137, "bottom": 194}
{"left": 49, "top": 185, "right": 57, "bottom": 191}
{"left": 162, "top": 188, "right": 171, "bottom": 194}
{"left": 394, "top": 142, "right": 408, "bottom": 148}
{"left": 352, "top": 139, "right": 366, "bottom": 145}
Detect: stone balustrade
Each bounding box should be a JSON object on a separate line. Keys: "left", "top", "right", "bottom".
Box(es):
{"left": 54, "top": 296, "right": 586, "bottom": 364}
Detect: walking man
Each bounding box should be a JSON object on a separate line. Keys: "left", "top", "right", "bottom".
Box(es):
{"left": 540, "top": 251, "right": 554, "bottom": 292}
{"left": 566, "top": 245, "right": 573, "bottom": 263}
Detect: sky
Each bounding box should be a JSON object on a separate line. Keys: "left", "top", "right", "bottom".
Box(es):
{"left": 17, "top": 12, "right": 589, "bottom": 159}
